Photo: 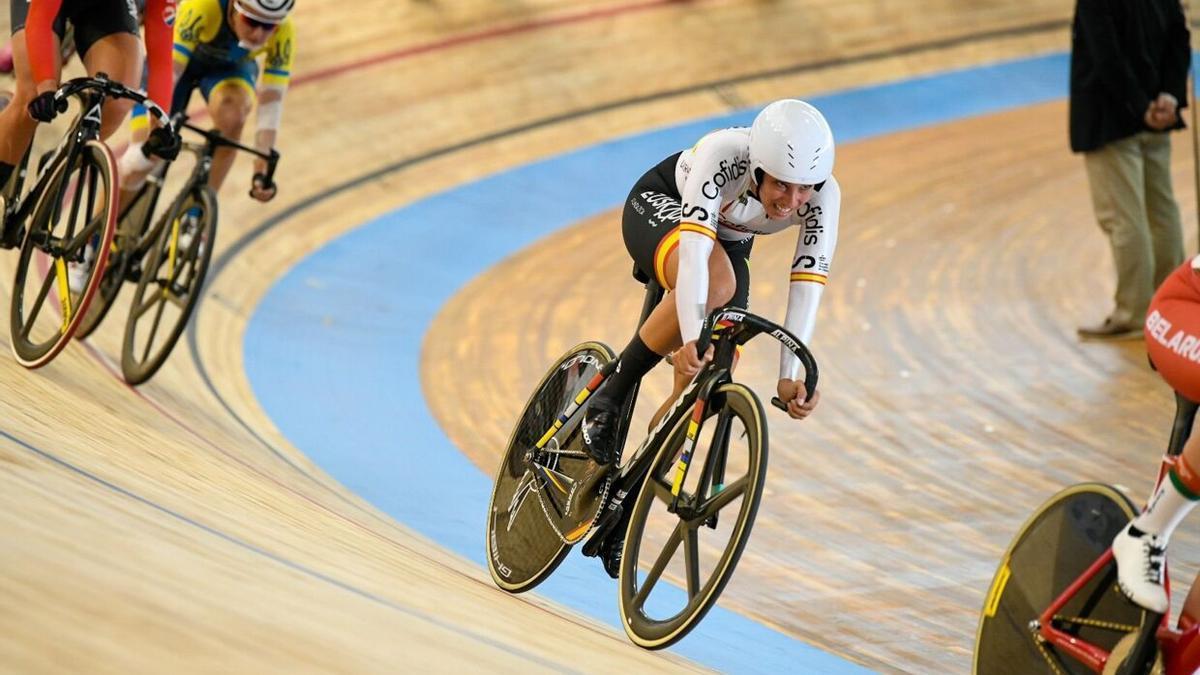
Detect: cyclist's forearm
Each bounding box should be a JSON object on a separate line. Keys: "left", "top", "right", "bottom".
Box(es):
{"left": 253, "top": 129, "right": 275, "bottom": 173}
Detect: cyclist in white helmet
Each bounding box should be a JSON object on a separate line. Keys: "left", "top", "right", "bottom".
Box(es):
{"left": 578, "top": 99, "right": 841, "bottom": 575}
{"left": 118, "top": 0, "right": 295, "bottom": 210}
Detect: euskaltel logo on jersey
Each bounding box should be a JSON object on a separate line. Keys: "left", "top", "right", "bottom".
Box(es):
{"left": 639, "top": 191, "right": 682, "bottom": 226}
{"left": 701, "top": 157, "right": 749, "bottom": 199}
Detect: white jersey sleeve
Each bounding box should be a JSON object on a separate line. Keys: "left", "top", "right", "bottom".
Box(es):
{"left": 675, "top": 130, "right": 752, "bottom": 343}
{"left": 780, "top": 177, "right": 840, "bottom": 380}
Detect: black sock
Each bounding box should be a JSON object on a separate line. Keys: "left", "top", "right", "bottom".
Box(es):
{"left": 593, "top": 334, "right": 663, "bottom": 409}
{"left": 0, "top": 162, "right": 13, "bottom": 191}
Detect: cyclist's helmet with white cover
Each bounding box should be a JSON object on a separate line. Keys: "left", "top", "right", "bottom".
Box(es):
{"left": 748, "top": 99, "right": 834, "bottom": 186}
{"left": 234, "top": 0, "right": 294, "bottom": 23}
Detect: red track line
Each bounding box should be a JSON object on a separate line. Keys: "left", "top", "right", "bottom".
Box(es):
{"left": 293, "top": 0, "right": 697, "bottom": 86}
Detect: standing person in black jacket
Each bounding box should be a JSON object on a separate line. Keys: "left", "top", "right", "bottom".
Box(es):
{"left": 1071, "top": 0, "right": 1190, "bottom": 340}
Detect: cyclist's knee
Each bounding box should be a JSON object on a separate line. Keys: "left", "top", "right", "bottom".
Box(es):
{"left": 99, "top": 99, "right": 134, "bottom": 139}
{"left": 706, "top": 272, "right": 736, "bottom": 310}
{"left": 210, "top": 87, "right": 252, "bottom": 134}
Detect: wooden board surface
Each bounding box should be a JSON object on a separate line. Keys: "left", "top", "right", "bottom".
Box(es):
{"left": 8, "top": 0, "right": 1193, "bottom": 672}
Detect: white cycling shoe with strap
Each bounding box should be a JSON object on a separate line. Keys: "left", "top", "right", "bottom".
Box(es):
{"left": 1112, "top": 522, "right": 1169, "bottom": 613}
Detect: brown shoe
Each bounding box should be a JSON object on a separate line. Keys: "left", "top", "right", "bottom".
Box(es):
{"left": 1077, "top": 317, "right": 1142, "bottom": 341}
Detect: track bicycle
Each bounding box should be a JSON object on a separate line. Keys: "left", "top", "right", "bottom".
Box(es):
{"left": 974, "top": 392, "right": 1200, "bottom": 674}
{"left": 73, "top": 113, "right": 279, "bottom": 384}
{"left": 0, "top": 74, "right": 173, "bottom": 368}
{"left": 486, "top": 266, "right": 818, "bottom": 649}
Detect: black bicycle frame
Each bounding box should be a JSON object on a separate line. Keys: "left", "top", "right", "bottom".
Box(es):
{"left": 120, "top": 114, "right": 280, "bottom": 250}
{"left": 6, "top": 74, "right": 173, "bottom": 242}
{"left": 581, "top": 291, "right": 820, "bottom": 555}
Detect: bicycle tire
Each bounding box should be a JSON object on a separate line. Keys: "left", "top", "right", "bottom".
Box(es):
{"left": 74, "top": 179, "right": 160, "bottom": 339}
{"left": 486, "top": 341, "right": 615, "bottom": 593}
{"left": 973, "top": 483, "right": 1148, "bottom": 675}
{"left": 9, "top": 139, "right": 117, "bottom": 368}
{"left": 120, "top": 184, "right": 217, "bottom": 384}
{"left": 618, "top": 381, "right": 767, "bottom": 649}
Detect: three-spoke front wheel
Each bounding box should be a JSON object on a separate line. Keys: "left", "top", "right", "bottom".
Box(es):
{"left": 618, "top": 382, "right": 767, "bottom": 649}
{"left": 119, "top": 185, "right": 217, "bottom": 384}
{"left": 10, "top": 139, "right": 117, "bottom": 367}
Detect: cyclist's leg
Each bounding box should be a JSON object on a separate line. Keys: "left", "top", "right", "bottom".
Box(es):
{"left": 203, "top": 69, "right": 257, "bottom": 192}
{"left": 0, "top": 7, "right": 64, "bottom": 187}
{"left": 1115, "top": 258, "right": 1200, "bottom": 611}
{"left": 73, "top": 10, "right": 142, "bottom": 140}
{"left": 591, "top": 166, "right": 738, "bottom": 416}
{"left": 648, "top": 237, "right": 750, "bottom": 429}
{"left": 117, "top": 63, "right": 184, "bottom": 212}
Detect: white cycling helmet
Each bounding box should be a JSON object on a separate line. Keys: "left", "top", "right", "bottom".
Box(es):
{"left": 748, "top": 99, "right": 834, "bottom": 186}
{"left": 234, "top": 0, "right": 294, "bottom": 23}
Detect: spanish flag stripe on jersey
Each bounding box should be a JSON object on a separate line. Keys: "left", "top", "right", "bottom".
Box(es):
{"left": 679, "top": 223, "right": 717, "bottom": 239}
{"left": 653, "top": 226, "right": 681, "bottom": 289}
{"left": 790, "top": 272, "right": 828, "bottom": 284}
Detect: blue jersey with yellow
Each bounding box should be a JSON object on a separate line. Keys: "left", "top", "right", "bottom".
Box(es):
{"left": 170, "top": 0, "right": 295, "bottom": 110}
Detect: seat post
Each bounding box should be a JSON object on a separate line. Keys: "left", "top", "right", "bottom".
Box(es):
{"left": 1167, "top": 392, "right": 1199, "bottom": 458}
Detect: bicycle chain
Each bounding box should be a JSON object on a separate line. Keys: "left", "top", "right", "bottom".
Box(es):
{"left": 1033, "top": 636, "right": 1068, "bottom": 675}
{"left": 1029, "top": 614, "right": 1142, "bottom": 675}
{"left": 535, "top": 473, "right": 612, "bottom": 545}
{"left": 1052, "top": 614, "right": 1141, "bottom": 633}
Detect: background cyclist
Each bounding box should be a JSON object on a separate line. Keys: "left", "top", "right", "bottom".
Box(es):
{"left": 0, "top": 0, "right": 176, "bottom": 247}
{"left": 119, "top": 0, "right": 295, "bottom": 209}
{"left": 1112, "top": 254, "right": 1200, "bottom": 614}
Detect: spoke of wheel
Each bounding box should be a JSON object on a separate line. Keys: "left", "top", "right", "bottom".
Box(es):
{"left": 698, "top": 476, "right": 746, "bottom": 517}
{"left": 139, "top": 294, "right": 169, "bottom": 362}
{"left": 22, "top": 266, "right": 58, "bottom": 338}
{"left": 164, "top": 291, "right": 187, "bottom": 310}
{"left": 61, "top": 163, "right": 85, "bottom": 244}
{"left": 132, "top": 287, "right": 162, "bottom": 318}
{"left": 53, "top": 257, "right": 72, "bottom": 329}
{"left": 632, "top": 521, "right": 685, "bottom": 608}
{"left": 650, "top": 476, "right": 674, "bottom": 503}
{"left": 683, "top": 524, "right": 700, "bottom": 599}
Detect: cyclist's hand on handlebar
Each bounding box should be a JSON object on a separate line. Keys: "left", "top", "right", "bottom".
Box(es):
{"left": 776, "top": 379, "right": 820, "bottom": 420}
{"left": 250, "top": 173, "right": 276, "bottom": 202}
{"left": 142, "top": 125, "right": 181, "bottom": 161}
{"left": 673, "top": 340, "right": 713, "bottom": 379}
{"left": 27, "top": 91, "right": 67, "bottom": 122}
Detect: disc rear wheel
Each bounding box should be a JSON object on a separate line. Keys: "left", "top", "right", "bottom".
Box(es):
{"left": 486, "top": 341, "right": 615, "bottom": 593}
{"left": 973, "top": 483, "right": 1148, "bottom": 674}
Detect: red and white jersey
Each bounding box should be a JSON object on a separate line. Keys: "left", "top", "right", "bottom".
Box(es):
{"left": 673, "top": 127, "right": 841, "bottom": 379}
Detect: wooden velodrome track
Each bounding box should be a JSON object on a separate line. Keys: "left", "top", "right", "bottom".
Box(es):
{"left": 3, "top": 0, "right": 1200, "bottom": 672}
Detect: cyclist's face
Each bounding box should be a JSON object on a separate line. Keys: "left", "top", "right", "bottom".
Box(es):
{"left": 232, "top": 9, "right": 279, "bottom": 46}
{"left": 758, "top": 173, "right": 814, "bottom": 219}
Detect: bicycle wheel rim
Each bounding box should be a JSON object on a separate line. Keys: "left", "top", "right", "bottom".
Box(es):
{"left": 618, "top": 382, "right": 767, "bottom": 649}
{"left": 973, "top": 483, "right": 1144, "bottom": 675}
{"left": 74, "top": 179, "right": 159, "bottom": 339}
{"left": 120, "top": 185, "right": 217, "bottom": 384}
{"left": 486, "top": 341, "right": 615, "bottom": 593}
{"left": 9, "top": 139, "right": 117, "bottom": 367}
